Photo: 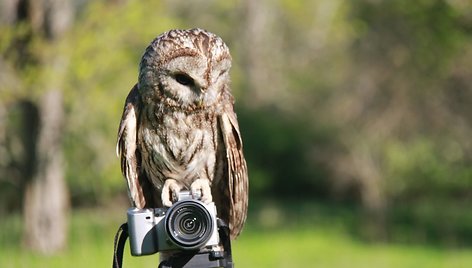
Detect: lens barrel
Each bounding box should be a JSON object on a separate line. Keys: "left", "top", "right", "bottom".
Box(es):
{"left": 165, "top": 200, "right": 214, "bottom": 250}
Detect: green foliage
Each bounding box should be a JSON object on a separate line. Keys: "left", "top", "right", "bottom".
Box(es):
{"left": 238, "top": 107, "right": 334, "bottom": 197}
{"left": 385, "top": 139, "right": 472, "bottom": 200}
{"left": 351, "top": 2, "right": 468, "bottom": 106}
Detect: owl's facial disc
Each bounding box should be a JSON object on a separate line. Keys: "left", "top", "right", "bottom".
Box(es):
{"left": 158, "top": 54, "right": 229, "bottom": 110}
{"left": 171, "top": 71, "right": 206, "bottom": 108}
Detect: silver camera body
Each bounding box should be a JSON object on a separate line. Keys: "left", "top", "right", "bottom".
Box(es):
{"left": 127, "top": 191, "right": 219, "bottom": 256}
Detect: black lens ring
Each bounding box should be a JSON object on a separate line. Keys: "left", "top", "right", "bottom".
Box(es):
{"left": 165, "top": 200, "right": 213, "bottom": 250}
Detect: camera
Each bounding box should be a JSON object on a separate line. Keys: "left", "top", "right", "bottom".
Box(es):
{"left": 127, "top": 191, "right": 219, "bottom": 256}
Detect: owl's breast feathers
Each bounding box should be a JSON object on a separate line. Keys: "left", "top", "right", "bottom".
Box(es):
{"left": 138, "top": 99, "right": 220, "bottom": 190}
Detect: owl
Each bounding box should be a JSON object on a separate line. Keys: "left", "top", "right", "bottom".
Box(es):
{"left": 116, "top": 28, "right": 248, "bottom": 239}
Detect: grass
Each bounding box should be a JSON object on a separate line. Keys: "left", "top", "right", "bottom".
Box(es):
{"left": 1, "top": 203, "right": 472, "bottom": 268}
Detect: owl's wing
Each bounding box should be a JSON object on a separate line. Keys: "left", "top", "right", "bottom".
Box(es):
{"left": 218, "top": 104, "right": 249, "bottom": 239}
{"left": 116, "top": 84, "right": 147, "bottom": 208}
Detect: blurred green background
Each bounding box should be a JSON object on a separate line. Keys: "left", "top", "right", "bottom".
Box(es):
{"left": 1, "top": 0, "right": 472, "bottom": 267}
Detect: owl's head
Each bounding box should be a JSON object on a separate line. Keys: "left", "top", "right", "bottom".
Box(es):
{"left": 138, "top": 28, "right": 232, "bottom": 111}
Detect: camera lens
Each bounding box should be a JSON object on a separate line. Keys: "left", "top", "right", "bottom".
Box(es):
{"left": 165, "top": 200, "right": 213, "bottom": 250}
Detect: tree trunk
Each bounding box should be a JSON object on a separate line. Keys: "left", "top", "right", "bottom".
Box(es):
{"left": 0, "top": 0, "right": 74, "bottom": 254}
{"left": 241, "top": 0, "right": 285, "bottom": 108}
{"left": 23, "top": 90, "right": 69, "bottom": 254}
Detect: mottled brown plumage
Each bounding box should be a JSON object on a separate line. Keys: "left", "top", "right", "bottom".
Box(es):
{"left": 117, "top": 28, "right": 248, "bottom": 239}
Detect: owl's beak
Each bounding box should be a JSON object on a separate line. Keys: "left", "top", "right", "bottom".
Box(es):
{"left": 195, "top": 96, "right": 204, "bottom": 107}
{"left": 196, "top": 78, "right": 208, "bottom": 94}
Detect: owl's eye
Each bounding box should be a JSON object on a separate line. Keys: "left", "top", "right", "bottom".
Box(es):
{"left": 174, "top": 73, "right": 194, "bottom": 86}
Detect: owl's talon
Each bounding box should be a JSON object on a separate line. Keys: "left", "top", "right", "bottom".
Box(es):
{"left": 161, "top": 179, "right": 182, "bottom": 207}
{"left": 190, "top": 178, "right": 212, "bottom": 204}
